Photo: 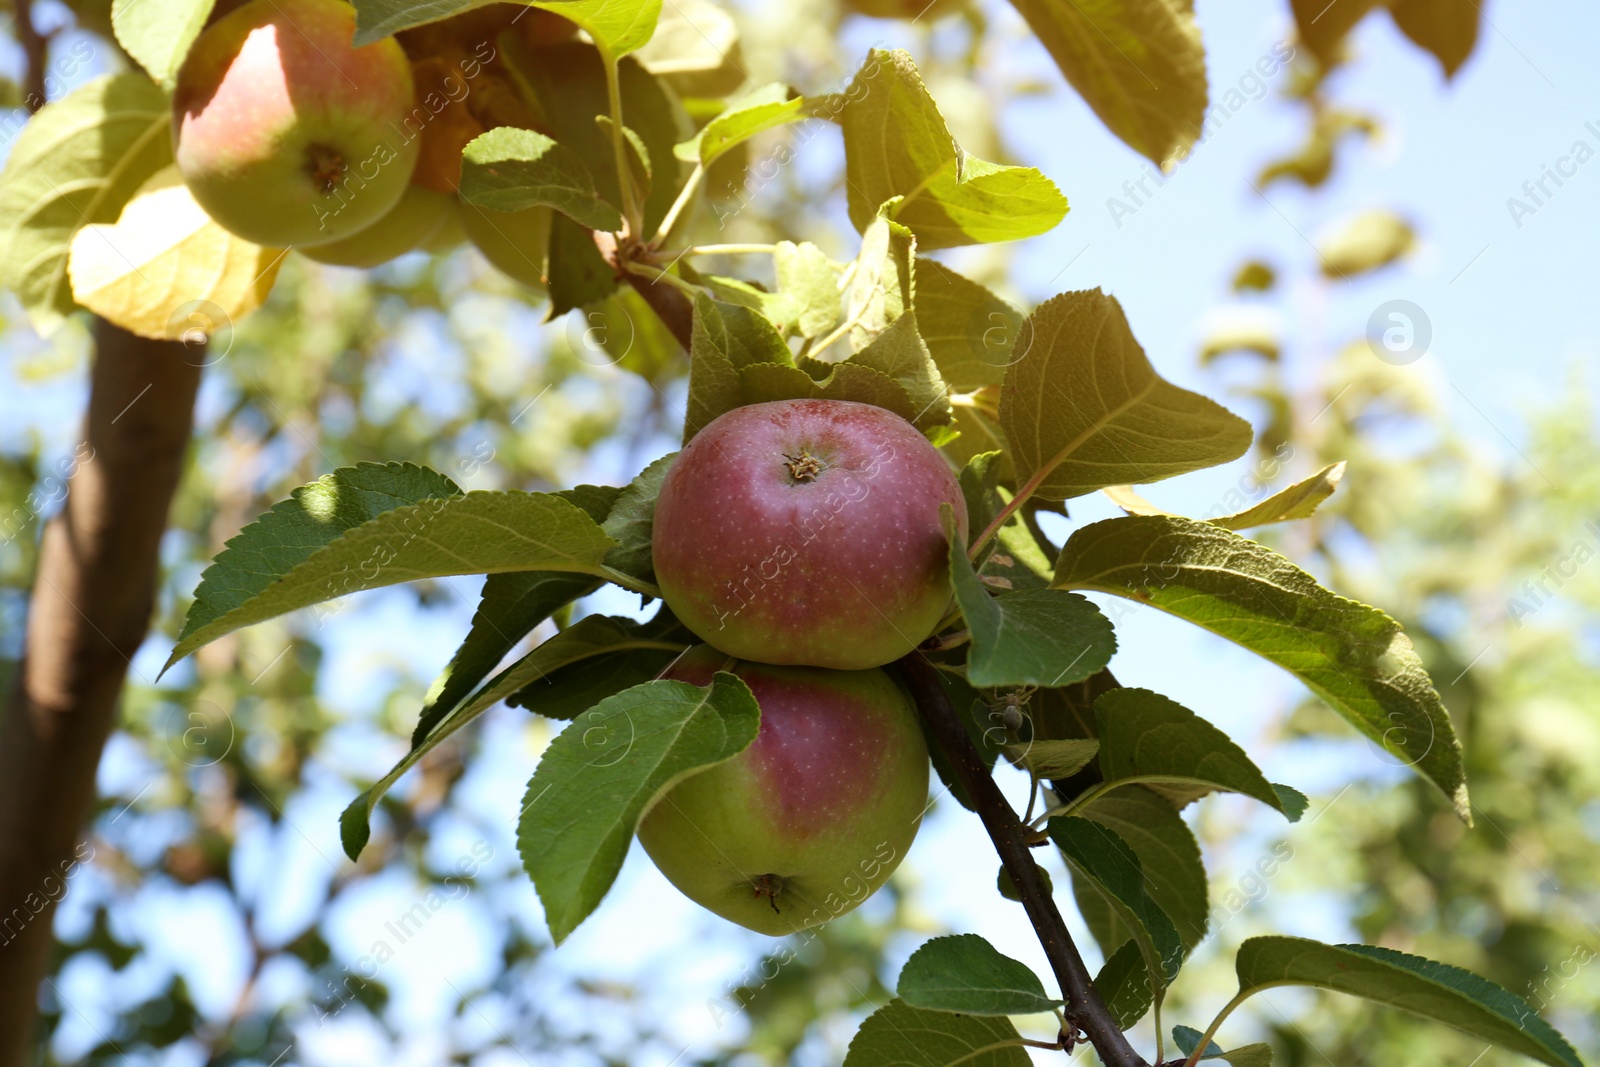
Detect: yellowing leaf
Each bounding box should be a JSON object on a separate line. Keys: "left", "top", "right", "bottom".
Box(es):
{"left": 67, "top": 167, "right": 284, "bottom": 340}
{"left": 1007, "top": 0, "right": 1208, "bottom": 166}
{"left": 1317, "top": 208, "right": 1415, "bottom": 279}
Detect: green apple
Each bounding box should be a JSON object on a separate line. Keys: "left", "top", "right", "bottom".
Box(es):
{"left": 299, "top": 184, "right": 451, "bottom": 267}
{"left": 172, "top": 0, "right": 420, "bottom": 247}
{"left": 461, "top": 203, "right": 552, "bottom": 289}
{"left": 636, "top": 646, "right": 929, "bottom": 935}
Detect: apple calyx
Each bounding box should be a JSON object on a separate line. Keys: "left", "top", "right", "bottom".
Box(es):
{"left": 750, "top": 873, "right": 786, "bottom": 914}
{"left": 782, "top": 451, "right": 825, "bottom": 483}
{"left": 306, "top": 144, "right": 348, "bottom": 193}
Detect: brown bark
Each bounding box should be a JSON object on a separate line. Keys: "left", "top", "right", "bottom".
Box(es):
{"left": 0, "top": 321, "right": 201, "bottom": 1066}
{"left": 896, "top": 654, "right": 1149, "bottom": 1067}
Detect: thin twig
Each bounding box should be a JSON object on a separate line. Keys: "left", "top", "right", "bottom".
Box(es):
{"left": 894, "top": 654, "right": 1148, "bottom": 1067}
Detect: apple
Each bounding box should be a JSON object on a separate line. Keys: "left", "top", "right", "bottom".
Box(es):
{"left": 461, "top": 203, "right": 552, "bottom": 289}
{"left": 299, "top": 183, "right": 451, "bottom": 267}
{"left": 652, "top": 399, "right": 966, "bottom": 670}
{"left": 173, "top": 0, "right": 420, "bottom": 248}
{"left": 636, "top": 645, "right": 929, "bottom": 935}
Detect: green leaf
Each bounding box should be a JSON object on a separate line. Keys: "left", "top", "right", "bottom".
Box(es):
{"left": 1003, "top": 738, "right": 1100, "bottom": 779}
{"left": 1232, "top": 938, "right": 1582, "bottom": 1067}
{"left": 683, "top": 293, "right": 791, "bottom": 440}
{"left": 1318, "top": 209, "right": 1415, "bottom": 278}
{"left": 1213, "top": 463, "right": 1345, "bottom": 529}
{"left": 546, "top": 212, "right": 618, "bottom": 319}
{"left": 0, "top": 74, "right": 172, "bottom": 333}
{"left": 512, "top": 642, "right": 683, "bottom": 720}
{"left": 1050, "top": 816, "right": 1183, "bottom": 986}
{"left": 411, "top": 571, "right": 601, "bottom": 747}
{"left": 354, "top": 0, "right": 662, "bottom": 58}
{"left": 1104, "top": 462, "right": 1346, "bottom": 531}
{"left": 848, "top": 313, "right": 952, "bottom": 430}
{"left": 1000, "top": 290, "right": 1252, "bottom": 501}
{"left": 1289, "top": 0, "right": 1382, "bottom": 66}
{"left": 685, "top": 294, "right": 926, "bottom": 438}
{"left": 518, "top": 672, "right": 760, "bottom": 943}
{"left": 112, "top": 0, "right": 213, "bottom": 87}
{"left": 946, "top": 507, "right": 1116, "bottom": 689}
{"left": 595, "top": 115, "right": 652, "bottom": 202}
{"left": 471, "top": 611, "right": 689, "bottom": 721}
{"left": 1095, "top": 940, "right": 1154, "bottom": 1030}
{"left": 1172, "top": 1025, "right": 1273, "bottom": 1067}
{"left": 633, "top": 0, "right": 741, "bottom": 97}
{"left": 914, "top": 258, "right": 1025, "bottom": 392}
{"left": 772, "top": 241, "right": 843, "bottom": 338}
{"left": 1093, "top": 687, "right": 1290, "bottom": 818}
{"left": 844, "top": 209, "right": 915, "bottom": 350}
{"left": 459, "top": 127, "right": 623, "bottom": 231}
{"left": 339, "top": 608, "right": 688, "bottom": 860}
{"left": 839, "top": 50, "right": 1067, "bottom": 250}
{"left": 1082, "top": 786, "right": 1209, "bottom": 951}
{"left": 676, "top": 83, "right": 808, "bottom": 165}
{"left": 411, "top": 473, "right": 616, "bottom": 736}
{"left": 1272, "top": 783, "right": 1309, "bottom": 822}
{"left": 1389, "top": 0, "right": 1480, "bottom": 78}
{"left": 1053, "top": 515, "right": 1470, "bottom": 819}
{"left": 897, "top": 934, "right": 1062, "bottom": 1016}
{"left": 1006, "top": 0, "right": 1208, "bottom": 166}
{"left": 166, "top": 473, "right": 621, "bottom": 672}
{"left": 959, "top": 452, "right": 1053, "bottom": 592}
{"left": 601, "top": 452, "right": 673, "bottom": 585}
{"left": 508, "top": 40, "right": 683, "bottom": 234}
{"left": 843, "top": 1000, "right": 1030, "bottom": 1066}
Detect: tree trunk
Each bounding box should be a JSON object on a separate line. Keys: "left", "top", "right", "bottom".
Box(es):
{"left": 0, "top": 321, "right": 200, "bottom": 1066}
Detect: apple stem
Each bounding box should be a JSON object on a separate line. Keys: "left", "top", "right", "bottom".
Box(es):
{"left": 601, "top": 53, "right": 644, "bottom": 237}
{"left": 894, "top": 654, "right": 1150, "bottom": 1067}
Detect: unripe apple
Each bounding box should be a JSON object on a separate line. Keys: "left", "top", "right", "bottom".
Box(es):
{"left": 173, "top": 0, "right": 420, "bottom": 247}
{"left": 652, "top": 399, "right": 965, "bottom": 670}
{"left": 299, "top": 183, "right": 450, "bottom": 267}
{"left": 636, "top": 646, "right": 929, "bottom": 935}
{"left": 461, "top": 203, "right": 551, "bottom": 289}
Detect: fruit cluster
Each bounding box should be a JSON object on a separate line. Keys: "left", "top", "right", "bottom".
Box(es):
{"left": 644, "top": 398, "right": 964, "bottom": 934}
{"left": 171, "top": 0, "right": 567, "bottom": 273}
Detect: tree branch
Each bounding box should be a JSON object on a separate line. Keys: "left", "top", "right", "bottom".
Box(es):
{"left": 0, "top": 321, "right": 202, "bottom": 1067}
{"left": 593, "top": 229, "right": 694, "bottom": 352}
{"left": 894, "top": 653, "right": 1148, "bottom": 1067}
{"left": 14, "top": 0, "right": 49, "bottom": 112}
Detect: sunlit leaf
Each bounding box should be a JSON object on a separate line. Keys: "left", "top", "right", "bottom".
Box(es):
{"left": 519, "top": 673, "right": 759, "bottom": 942}
{"left": 68, "top": 167, "right": 285, "bottom": 340}
{"left": 1000, "top": 289, "right": 1252, "bottom": 500}
{"left": 1053, "top": 515, "right": 1469, "bottom": 818}
{"left": 1232, "top": 938, "right": 1582, "bottom": 1067}
{"left": 0, "top": 74, "right": 172, "bottom": 332}
{"left": 897, "top": 934, "right": 1061, "bottom": 1015}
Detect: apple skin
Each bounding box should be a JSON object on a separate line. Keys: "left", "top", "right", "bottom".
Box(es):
{"left": 652, "top": 399, "right": 966, "bottom": 670}
{"left": 636, "top": 645, "right": 929, "bottom": 935}
{"left": 299, "top": 183, "right": 450, "bottom": 267}
{"left": 461, "top": 203, "right": 551, "bottom": 289}
{"left": 173, "top": 0, "right": 420, "bottom": 247}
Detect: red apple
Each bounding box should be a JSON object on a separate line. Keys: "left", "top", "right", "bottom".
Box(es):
{"left": 173, "top": 0, "right": 419, "bottom": 247}
{"left": 636, "top": 646, "right": 929, "bottom": 935}
{"left": 652, "top": 399, "right": 965, "bottom": 670}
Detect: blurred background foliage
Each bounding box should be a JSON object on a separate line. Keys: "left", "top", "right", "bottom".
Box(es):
{"left": 1, "top": 0, "right": 1596, "bottom": 1064}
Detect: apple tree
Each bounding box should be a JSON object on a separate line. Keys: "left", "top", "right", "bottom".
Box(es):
{"left": 0, "top": 0, "right": 1585, "bottom": 1065}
